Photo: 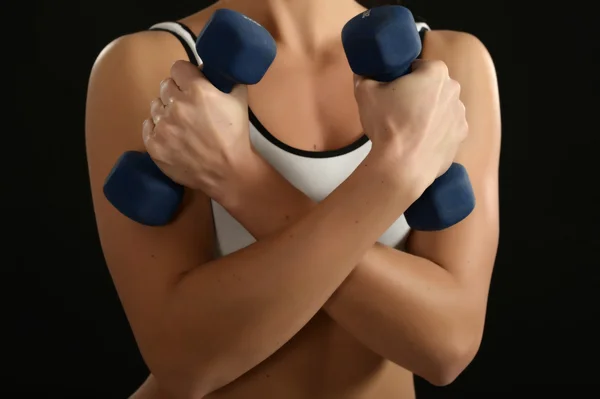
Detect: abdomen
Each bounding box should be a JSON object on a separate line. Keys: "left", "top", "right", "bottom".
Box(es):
{"left": 207, "top": 312, "right": 416, "bottom": 399}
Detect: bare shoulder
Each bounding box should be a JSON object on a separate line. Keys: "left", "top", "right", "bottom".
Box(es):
{"left": 85, "top": 6, "right": 218, "bottom": 166}
{"left": 421, "top": 30, "right": 501, "bottom": 177}
{"left": 85, "top": 29, "right": 195, "bottom": 216}
{"left": 85, "top": 22, "right": 216, "bottom": 356}
{"left": 421, "top": 30, "right": 497, "bottom": 87}
{"left": 179, "top": 3, "right": 220, "bottom": 35}
{"left": 89, "top": 30, "right": 189, "bottom": 107}
{"left": 85, "top": 1, "right": 223, "bottom": 290}
{"left": 87, "top": 3, "right": 218, "bottom": 108}
{"left": 406, "top": 29, "right": 501, "bottom": 281}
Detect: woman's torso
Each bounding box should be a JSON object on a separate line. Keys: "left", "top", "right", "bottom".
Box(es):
{"left": 134, "top": 4, "right": 430, "bottom": 397}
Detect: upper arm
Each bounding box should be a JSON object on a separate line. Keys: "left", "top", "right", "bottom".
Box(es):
{"left": 407, "top": 31, "right": 501, "bottom": 312}
{"left": 85, "top": 32, "right": 215, "bottom": 362}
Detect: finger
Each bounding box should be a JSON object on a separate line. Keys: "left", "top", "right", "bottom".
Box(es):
{"left": 142, "top": 118, "right": 155, "bottom": 146}
{"left": 144, "top": 136, "right": 161, "bottom": 163}
{"left": 150, "top": 98, "right": 166, "bottom": 125}
{"left": 143, "top": 120, "right": 167, "bottom": 163}
{"left": 447, "top": 78, "right": 462, "bottom": 98}
{"left": 170, "top": 60, "right": 204, "bottom": 90}
{"left": 159, "top": 77, "right": 182, "bottom": 105}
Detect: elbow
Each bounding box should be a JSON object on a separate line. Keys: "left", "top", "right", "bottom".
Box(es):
{"left": 422, "top": 331, "right": 482, "bottom": 387}
{"left": 137, "top": 331, "right": 215, "bottom": 399}
{"left": 143, "top": 350, "right": 212, "bottom": 399}
{"left": 150, "top": 364, "right": 211, "bottom": 399}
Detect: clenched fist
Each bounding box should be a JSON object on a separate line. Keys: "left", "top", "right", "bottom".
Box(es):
{"left": 143, "top": 60, "right": 252, "bottom": 201}
{"left": 354, "top": 59, "right": 468, "bottom": 189}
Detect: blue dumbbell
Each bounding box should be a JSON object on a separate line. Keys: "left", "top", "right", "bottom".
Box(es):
{"left": 104, "top": 9, "right": 277, "bottom": 226}
{"left": 342, "top": 6, "right": 475, "bottom": 231}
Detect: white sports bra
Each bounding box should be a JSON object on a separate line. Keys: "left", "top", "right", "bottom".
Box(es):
{"left": 149, "top": 19, "right": 431, "bottom": 256}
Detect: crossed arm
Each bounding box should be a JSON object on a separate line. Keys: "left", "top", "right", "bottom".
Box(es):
{"left": 216, "top": 30, "right": 500, "bottom": 386}
{"left": 219, "top": 145, "right": 495, "bottom": 388}
{"left": 86, "top": 30, "right": 500, "bottom": 398}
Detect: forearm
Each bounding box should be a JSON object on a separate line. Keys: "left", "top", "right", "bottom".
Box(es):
{"left": 324, "top": 245, "right": 478, "bottom": 385}
{"left": 161, "top": 150, "right": 414, "bottom": 396}
{"left": 221, "top": 153, "right": 317, "bottom": 236}
{"left": 221, "top": 155, "right": 477, "bottom": 384}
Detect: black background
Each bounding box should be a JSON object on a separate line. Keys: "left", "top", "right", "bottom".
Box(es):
{"left": 7, "top": 0, "right": 599, "bottom": 397}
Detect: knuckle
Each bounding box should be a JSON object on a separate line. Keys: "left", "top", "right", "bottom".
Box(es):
{"left": 150, "top": 101, "right": 164, "bottom": 118}
{"left": 198, "top": 85, "right": 213, "bottom": 100}
{"left": 188, "top": 81, "right": 203, "bottom": 96}
{"left": 167, "top": 99, "right": 182, "bottom": 116}
{"left": 159, "top": 78, "right": 172, "bottom": 94}
{"left": 194, "top": 85, "right": 217, "bottom": 103}
{"left": 456, "top": 98, "right": 466, "bottom": 115}
{"left": 170, "top": 60, "right": 186, "bottom": 77}
{"left": 430, "top": 60, "right": 449, "bottom": 77}
{"left": 459, "top": 118, "right": 469, "bottom": 140}
{"left": 142, "top": 119, "right": 153, "bottom": 140}
{"left": 150, "top": 97, "right": 162, "bottom": 109}
{"left": 449, "top": 79, "right": 461, "bottom": 96}
{"left": 152, "top": 122, "right": 166, "bottom": 139}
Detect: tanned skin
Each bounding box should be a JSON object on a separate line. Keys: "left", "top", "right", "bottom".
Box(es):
{"left": 86, "top": 1, "right": 500, "bottom": 397}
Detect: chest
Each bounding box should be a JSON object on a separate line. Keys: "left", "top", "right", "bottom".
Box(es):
{"left": 211, "top": 50, "right": 411, "bottom": 257}
{"left": 247, "top": 51, "right": 363, "bottom": 153}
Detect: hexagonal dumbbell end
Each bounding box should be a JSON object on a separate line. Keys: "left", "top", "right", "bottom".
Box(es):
{"left": 342, "top": 6, "right": 421, "bottom": 82}
{"left": 404, "top": 163, "right": 475, "bottom": 231}
{"left": 104, "top": 151, "right": 185, "bottom": 226}
{"left": 196, "top": 8, "right": 277, "bottom": 93}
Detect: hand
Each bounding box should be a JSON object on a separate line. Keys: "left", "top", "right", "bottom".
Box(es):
{"left": 353, "top": 60, "right": 468, "bottom": 189}
{"left": 143, "top": 60, "right": 252, "bottom": 201}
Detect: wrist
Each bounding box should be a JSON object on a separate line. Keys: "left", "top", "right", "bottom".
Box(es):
{"left": 367, "top": 141, "right": 431, "bottom": 202}
{"left": 214, "top": 150, "right": 315, "bottom": 239}
{"left": 211, "top": 148, "right": 265, "bottom": 210}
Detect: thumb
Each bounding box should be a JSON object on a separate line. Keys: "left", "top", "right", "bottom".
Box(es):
{"left": 170, "top": 60, "right": 204, "bottom": 89}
